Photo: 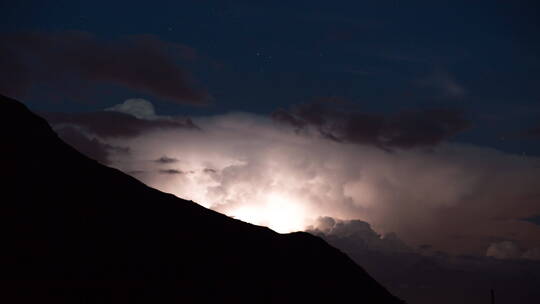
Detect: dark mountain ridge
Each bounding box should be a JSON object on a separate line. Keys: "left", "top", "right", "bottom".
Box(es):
{"left": 0, "top": 94, "right": 403, "bottom": 303}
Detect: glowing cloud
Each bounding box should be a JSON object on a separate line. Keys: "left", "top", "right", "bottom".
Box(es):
{"left": 51, "top": 100, "right": 540, "bottom": 256}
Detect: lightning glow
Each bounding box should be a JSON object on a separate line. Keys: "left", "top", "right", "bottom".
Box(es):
{"left": 224, "top": 192, "right": 311, "bottom": 233}
{"left": 102, "top": 110, "right": 540, "bottom": 254}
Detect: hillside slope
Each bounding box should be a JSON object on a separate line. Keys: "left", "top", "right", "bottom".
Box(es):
{"left": 0, "top": 94, "right": 403, "bottom": 303}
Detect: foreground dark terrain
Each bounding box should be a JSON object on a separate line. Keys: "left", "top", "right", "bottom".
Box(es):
{"left": 0, "top": 94, "right": 403, "bottom": 303}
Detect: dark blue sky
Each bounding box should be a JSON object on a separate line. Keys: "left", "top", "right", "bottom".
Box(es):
{"left": 2, "top": 0, "right": 540, "bottom": 154}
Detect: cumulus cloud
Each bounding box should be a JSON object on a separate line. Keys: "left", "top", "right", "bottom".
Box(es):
{"left": 0, "top": 31, "right": 211, "bottom": 104}
{"left": 42, "top": 98, "right": 540, "bottom": 302}
{"left": 307, "top": 217, "right": 412, "bottom": 254}
{"left": 45, "top": 100, "right": 540, "bottom": 257}
{"left": 106, "top": 98, "right": 159, "bottom": 120}
{"left": 486, "top": 241, "right": 540, "bottom": 261}
{"left": 486, "top": 241, "right": 522, "bottom": 260}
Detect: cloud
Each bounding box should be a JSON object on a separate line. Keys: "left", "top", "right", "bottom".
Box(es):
{"left": 154, "top": 156, "right": 179, "bottom": 164}
{"left": 307, "top": 217, "right": 412, "bottom": 254}
{"left": 272, "top": 103, "right": 471, "bottom": 150}
{"left": 44, "top": 100, "right": 540, "bottom": 257}
{"left": 106, "top": 98, "right": 159, "bottom": 120}
{"left": 486, "top": 241, "right": 522, "bottom": 259}
{"left": 523, "top": 248, "right": 540, "bottom": 260}
{"left": 159, "top": 169, "right": 184, "bottom": 175}
{"left": 43, "top": 100, "right": 198, "bottom": 138}
{"left": 42, "top": 98, "right": 197, "bottom": 167}
{"left": 0, "top": 31, "right": 211, "bottom": 104}
{"left": 53, "top": 125, "right": 128, "bottom": 165}
{"left": 486, "top": 241, "right": 540, "bottom": 261}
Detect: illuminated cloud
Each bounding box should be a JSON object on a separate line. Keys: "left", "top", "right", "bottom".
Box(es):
{"left": 307, "top": 217, "right": 412, "bottom": 254}
{"left": 46, "top": 100, "right": 540, "bottom": 256}
{"left": 486, "top": 241, "right": 522, "bottom": 259}
{"left": 106, "top": 98, "right": 159, "bottom": 120}
{"left": 486, "top": 241, "right": 540, "bottom": 261}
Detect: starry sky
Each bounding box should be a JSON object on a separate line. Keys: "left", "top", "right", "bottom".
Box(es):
{"left": 2, "top": 0, "right": 540, "bottom": 155}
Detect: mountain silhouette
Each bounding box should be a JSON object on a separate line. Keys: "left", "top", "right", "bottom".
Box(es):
{"left": 0, "top": 94, "right": 404, "bottom": 303}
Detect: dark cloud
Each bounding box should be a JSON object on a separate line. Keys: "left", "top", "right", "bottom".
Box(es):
{"left": 43, "top": 110, "right": 198, "bottom": 138}
{"left": 154, "top": 156, "right": 179, "bottom": 164}
{"left": 0, "top": 31, "right": 211, "bottom": 104}
{"left": 272, "top": 103, "right": 470, "bottom": 150}
{"left": 126, "top": 170, "right": 146, "bottom": 175}
{"left": 54, "top": 126, "right": 128, "bottom": 165}
{"left": 159, "top": 169, "right": 184, "bottom": 175}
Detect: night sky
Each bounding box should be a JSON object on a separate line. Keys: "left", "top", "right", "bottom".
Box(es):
{"left": 3, "top": 1, "right": 540, "bottom": 153}
{"left": 2, "top": 1, "right": 540, "bottom": 302}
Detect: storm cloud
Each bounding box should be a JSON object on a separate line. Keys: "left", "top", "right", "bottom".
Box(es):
{"left": 40, "top": 97, "right": 540, "bottom": 303}
{"left": 272, "top": 103, "right": 470, "bottom": 150}
{"left": 45, "top": 100, "right": 540, "bottom": 258}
